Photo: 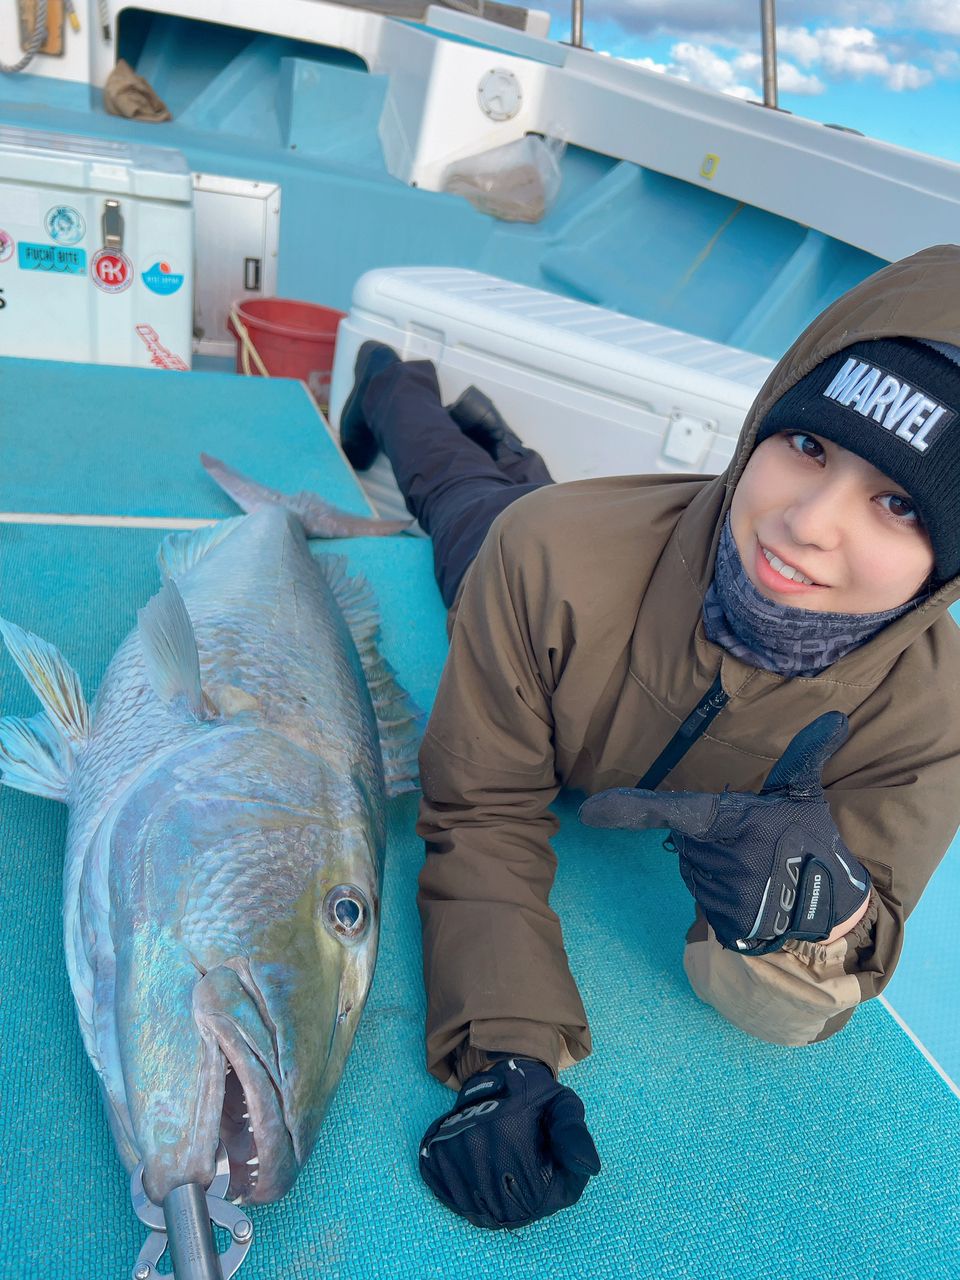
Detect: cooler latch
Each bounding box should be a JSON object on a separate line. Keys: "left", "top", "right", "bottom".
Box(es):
{"left": 102, "top": 198, "right": 124, "bottom": 250}
{"left": 661, "top": 410, "right": 717, "bottom": 468}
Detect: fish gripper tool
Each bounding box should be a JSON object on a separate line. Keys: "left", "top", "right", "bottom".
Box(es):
{"left": 129, "top": 1141, "right": 253, "bottom": 1279}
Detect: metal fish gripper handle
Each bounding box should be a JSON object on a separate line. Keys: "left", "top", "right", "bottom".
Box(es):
{"left": 129, "top": 1142, "right": 253, "bottom": 1280}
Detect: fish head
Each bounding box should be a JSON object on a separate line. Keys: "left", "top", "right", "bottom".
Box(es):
{"left": 107, "top": 730, "right": 384, "bottom": 1206}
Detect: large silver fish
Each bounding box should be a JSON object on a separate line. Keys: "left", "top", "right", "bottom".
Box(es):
{"left": 0, "top": 459, "right": 419, "bottom": 1209}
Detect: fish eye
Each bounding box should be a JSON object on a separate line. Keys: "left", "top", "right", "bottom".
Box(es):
{"left": 322, "top": 885, "right": 370, "bottom": 942}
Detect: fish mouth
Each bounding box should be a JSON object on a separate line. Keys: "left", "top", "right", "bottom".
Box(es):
{"left": 221, "top": 1056, "right": 260, "bottom": 1194}
{"left": 195, "top": 967, "right": 299, "bottom": 1204}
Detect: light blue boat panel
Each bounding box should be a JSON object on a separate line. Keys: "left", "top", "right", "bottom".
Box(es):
{"left": 540, "top": 165, "right": 886, "bottom": 356}
{"left": 0, "top": 14, "right": 887, "bottom": 364}
{"left": 277, "top": 58, "right": 389, "bottom": 166}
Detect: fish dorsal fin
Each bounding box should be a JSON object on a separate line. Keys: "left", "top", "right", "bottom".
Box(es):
{"left": 317, "top": 555, "right": 422, "bottom": 796}
{"left": 157, "top": 516, "right": 246, "bottom": 581}
{"left": 0, "top": 711, "right": 74, "bottom": 800}
{"left": 138, "top": 579, "right": 206, "bottom": 720}
{"left": 0, "top": 617, "right": 90, "bottom": 744}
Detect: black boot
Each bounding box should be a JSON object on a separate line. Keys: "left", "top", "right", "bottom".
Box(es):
{"left": 448, "top": 385, "right": 554, "bottom": 485}
{"left": 339, "top": 340, "right": 402, "bottom": 471}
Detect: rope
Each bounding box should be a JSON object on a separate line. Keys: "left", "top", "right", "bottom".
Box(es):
{"left": 1, "top": 0, "right": 49, "bottom": 74}
{"left": 228, "top": 307, "right": 271, "bottom": 378}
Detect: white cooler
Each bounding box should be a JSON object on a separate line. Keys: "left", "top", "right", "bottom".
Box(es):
{"left": 0, "top": 127, "right": 193, "bottom": 370}
{"left": 329, "top": 267, "right": 776, "bottom": 521}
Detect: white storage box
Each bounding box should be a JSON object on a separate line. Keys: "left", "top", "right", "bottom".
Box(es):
{"left": 329, "top": 267, "right": 775, "bottom": 521}
{"left": 0, "top": 127, "right": 193, "bottom": 370}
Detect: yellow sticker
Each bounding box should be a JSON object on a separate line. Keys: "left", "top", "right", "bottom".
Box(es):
{"left": 700, "top": 153, "right": 720, "bottom": 180}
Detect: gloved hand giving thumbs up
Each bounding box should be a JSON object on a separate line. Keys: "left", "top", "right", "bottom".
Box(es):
{"left": 579, "top": 711, "right": 871, "bottom": 955}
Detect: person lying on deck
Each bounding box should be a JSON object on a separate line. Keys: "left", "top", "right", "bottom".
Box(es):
{"left": 337, "top": 243, "right": 960, "bottom": 1231}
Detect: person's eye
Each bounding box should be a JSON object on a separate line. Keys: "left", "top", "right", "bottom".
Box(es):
{"left": 877, "top": 493, "right": 922, "bottom": 526}
{"left": 785, "top": 431, "right": 825, "bottom": 462}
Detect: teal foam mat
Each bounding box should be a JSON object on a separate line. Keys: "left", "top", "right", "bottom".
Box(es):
{"left": 1, "top": 361, "right": 958, "bottom": 1277}
{"left": 2, "top": 522, "right": 959, "bottom": 1280}
{"left": 0, "top": 357, "right": 360, "bottom": 519}
{"left": 884, "top": 830, "right": 960, "bottom": 1083}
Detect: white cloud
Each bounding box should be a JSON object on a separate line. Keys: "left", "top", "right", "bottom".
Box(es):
{"left": 619, "top": 25, "right": 935, "bottom": 96}
{"left": 777, "top": 62, "right": 826, "bottom": 95}
{"left": 778, "top": 26, "right": 932, "bottom": 90}
{"left": 671, "top": 40, "right": 756, "bottom": 96}
{"left": 623, "top": 41, "right": 822, "bottom": 97}
{"left": 573, "top": 1, "right": 950, "bottom": 36}
{"left": 625, "top": 42, "right": 756, "bottom": 98}
{"left": 909, "top": 1, "right": 960, "bottom": 36}
{"left": 573, "top": 1, "right": 900, "bottom": 37}
{"left": 932, "top": 48, "right": 960, "bottom": 76}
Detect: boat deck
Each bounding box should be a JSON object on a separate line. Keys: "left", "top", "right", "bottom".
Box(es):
{"left": 1, "top": 357, "right": 958, "bottom": 1279}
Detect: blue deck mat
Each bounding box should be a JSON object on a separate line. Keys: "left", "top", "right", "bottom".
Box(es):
{"left": 1, "top": 527, "right": 959, "bottom": 1279}
{"left": 0, "top": 360, "right": 958, "bottom": 1277}
{"left": 0, "top": 357, "right": 357, "bottom": 519}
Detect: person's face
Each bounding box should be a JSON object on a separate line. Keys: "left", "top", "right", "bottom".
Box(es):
{"left": 730, "top": 431, "right": 935, "bottom": 614}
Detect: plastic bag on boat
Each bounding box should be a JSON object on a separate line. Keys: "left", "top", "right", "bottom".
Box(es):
{"left": 441, "top": 134, "right": 565, "bottom": 223}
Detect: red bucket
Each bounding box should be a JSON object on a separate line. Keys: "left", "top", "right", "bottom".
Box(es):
{"left": 228, "top": 297, "right": 347, "bottom": 408}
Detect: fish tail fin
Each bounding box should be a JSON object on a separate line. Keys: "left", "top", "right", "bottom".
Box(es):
{"left": 138, "top": 579, "right": 207, "bottom": 720}
{"left": 0, "top": 711, "right": 74, "bottom": 799}
{"left": 200, "top": 452, "right": 411, "bottom": 539}
{"left": 0, "top": 617, "right": 89, "bottom": 799}
{"left": 316, "top": 556, "right": 422, "bottom": 795}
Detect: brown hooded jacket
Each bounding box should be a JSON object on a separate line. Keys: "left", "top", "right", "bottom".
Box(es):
{"left": 416, "top": 244, "right": 960, "bottom": 1085}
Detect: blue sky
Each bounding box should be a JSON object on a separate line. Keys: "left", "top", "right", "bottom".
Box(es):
{"left": 536, "top": 0, "right": 960, "bottom": 164}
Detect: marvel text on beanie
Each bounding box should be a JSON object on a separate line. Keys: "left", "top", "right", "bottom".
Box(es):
{"left": 755, "top": 337, "right": 960, "bottom": 583}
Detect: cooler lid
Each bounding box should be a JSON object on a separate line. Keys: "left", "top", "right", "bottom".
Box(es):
{"left": 0, "top": 127, "right": 192, "bottom": 203}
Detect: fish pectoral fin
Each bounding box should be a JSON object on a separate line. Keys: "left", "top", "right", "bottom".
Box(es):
{"left": 138, "top": 579, "right": 207, "bottom": 721}
{"left": 200, "top": 452, "right": 410, "bottom": 537}
{"left": 0, "top": 711, "right": 74, "bottom": 799}
{"left": 0, "top": 616, "right": 90, "bottom": 747}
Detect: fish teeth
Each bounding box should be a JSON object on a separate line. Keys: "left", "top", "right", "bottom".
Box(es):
{"left": 247, "top": 1156, "right": 259, "bottom": 1166}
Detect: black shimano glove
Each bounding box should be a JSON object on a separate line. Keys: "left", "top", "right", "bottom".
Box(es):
{"left": 418, "top": 1056, "right": 601, "bottom": 1230}
{"left": 579, "top": 711, "right": 871, "bottom": 955}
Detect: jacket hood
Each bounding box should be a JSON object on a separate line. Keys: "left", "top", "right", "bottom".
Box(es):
{"left": 687, "top": 243, "right": 960, "bottom": 631}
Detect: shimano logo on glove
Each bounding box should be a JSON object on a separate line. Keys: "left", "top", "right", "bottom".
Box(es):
{"left": 463, "top": 1080, "right": 497, "bottom": 1098}
{"left": 805, "top": 873, "right": 823, "bottom": 921}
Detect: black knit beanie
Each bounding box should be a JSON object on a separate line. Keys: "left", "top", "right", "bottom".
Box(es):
{"left": 755, "top": 337, "right": 960, "bottom": 583}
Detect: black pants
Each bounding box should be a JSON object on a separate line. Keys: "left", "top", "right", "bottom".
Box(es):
{"left": 361, "top": 359, "right": 554, "bottom": 606}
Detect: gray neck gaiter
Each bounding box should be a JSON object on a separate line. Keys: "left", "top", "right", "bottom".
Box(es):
{"left": 702, "top": 516, "right": 917, "bottom": 677}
